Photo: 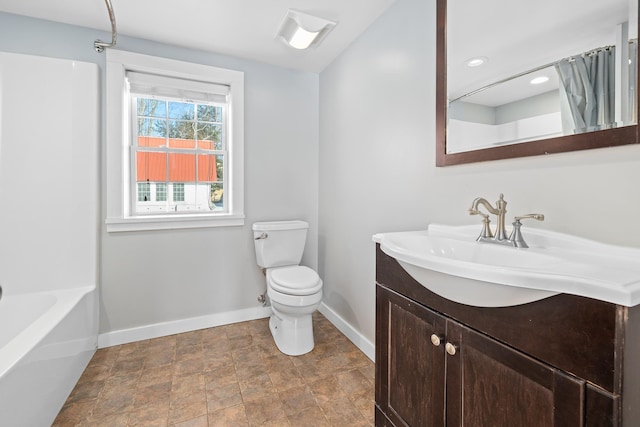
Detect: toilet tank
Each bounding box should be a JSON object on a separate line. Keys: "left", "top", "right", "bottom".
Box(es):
{"left": 253, "top": 220, "right": 308, "bottom": 268}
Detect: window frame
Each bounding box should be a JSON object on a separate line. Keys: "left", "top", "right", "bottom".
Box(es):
{"left": 105, "top": 50, "right": 244, "bottom": 232}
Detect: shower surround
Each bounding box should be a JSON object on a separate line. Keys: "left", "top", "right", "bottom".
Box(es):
{"left": 0, "top": 52, "right": 99, "bottom": 426}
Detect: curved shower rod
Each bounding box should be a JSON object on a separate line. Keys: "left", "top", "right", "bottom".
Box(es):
{"left": 94, "top": 0, "right": 117, "bottom": 52}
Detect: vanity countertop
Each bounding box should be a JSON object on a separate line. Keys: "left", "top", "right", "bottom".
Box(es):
{"left": 373, "top": 224, "right": 640, "bottom": 307}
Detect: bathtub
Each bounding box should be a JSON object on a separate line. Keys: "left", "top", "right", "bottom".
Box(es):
{"left": 0, "top": 286, "right": 98, "bottom": 426}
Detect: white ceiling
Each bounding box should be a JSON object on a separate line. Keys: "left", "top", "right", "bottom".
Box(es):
{"left": 0, "top": 0, "right": 396, "bottom": 73}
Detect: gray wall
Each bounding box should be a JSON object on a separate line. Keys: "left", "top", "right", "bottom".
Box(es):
{"left": 450, "top": 90, "right": 559, "bottom": 125}
{"left": 449, "top": 100, "right": 496, "bottom": 124}
{"left": 495, "top": 90, "right": 560, "bottom": 124}
{"left": 318, "top": 0, "right": 640, "bottom": 345}
{"left": 0, "top": 13, "right": 319, "bottom": 335}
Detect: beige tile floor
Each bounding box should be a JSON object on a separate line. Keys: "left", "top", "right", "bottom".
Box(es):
{"left": 53, "top": 312, "right": 375, "bottom": 426}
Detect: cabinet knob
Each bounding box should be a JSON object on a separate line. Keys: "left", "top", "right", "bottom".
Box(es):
{"left": 430, "top": 334, "right": 443, "bottom": 347}
{"left": 445, "top": 342, "right": 457, "bottom": 356}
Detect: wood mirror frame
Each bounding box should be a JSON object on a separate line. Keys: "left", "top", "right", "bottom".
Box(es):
{"left": 435, "top": 0, "right": 640, "bottom": 167}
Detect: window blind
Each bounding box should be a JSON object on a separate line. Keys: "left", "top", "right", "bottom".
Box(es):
{"left": 126, "top": 71, "right": 229, "bottom": 104}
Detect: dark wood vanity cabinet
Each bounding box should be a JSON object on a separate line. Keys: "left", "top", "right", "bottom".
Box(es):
{"left": 375, "top": 245, "right": 640, "bottom": 427}
{"left": 377, "top": 285, "right": 584, "bottom": 426}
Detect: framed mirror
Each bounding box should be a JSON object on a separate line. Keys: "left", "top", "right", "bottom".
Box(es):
{"left": 436, "top": 0, "right": 640, "bottom": 166}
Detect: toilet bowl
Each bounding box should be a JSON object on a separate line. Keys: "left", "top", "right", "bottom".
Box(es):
{"left": 267, "top": 266, "right": 322, "bottom": 355}
{"left": 253, "top": 221, "right": 323, "bottom": 356}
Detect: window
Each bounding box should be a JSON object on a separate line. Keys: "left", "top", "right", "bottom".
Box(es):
{"left": 172, "top": 183, "right": 185, "bottom": 202}
{"left": 156, "top": 183, "right": 167, "bottom": 202}
{"left": 137, "top": 182, "right": 151, "bottom": 202}
{"left": 129, "top": 72, "right": 228, "bottom": 215}
{"left": 105, "top": 50, "right": 244, "bottom": 232}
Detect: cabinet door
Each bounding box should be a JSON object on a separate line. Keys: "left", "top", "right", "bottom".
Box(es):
{"left": 445, "top": 321, "right": 585, "bottom": 427}
{"left": 377, "top": 286, "right": 447, "bottom": 427}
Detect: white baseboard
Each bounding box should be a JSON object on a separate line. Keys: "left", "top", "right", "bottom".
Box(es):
{"left": 98, "top": 306, "right": 272, "bottom": 348}
{"left": 98, "top": 303, "right": 376, "bottom": 363}
{"left": 318, "top": 302, "right": 375, "bottom": 362}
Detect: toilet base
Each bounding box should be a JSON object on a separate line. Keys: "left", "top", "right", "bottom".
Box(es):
{"left": 269, "top": 309, "right": 315, "bottom": 356}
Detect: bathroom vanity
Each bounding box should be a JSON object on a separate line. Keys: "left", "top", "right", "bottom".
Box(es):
{"left": 374, "top": 242, "right": 640, "bottom": 426}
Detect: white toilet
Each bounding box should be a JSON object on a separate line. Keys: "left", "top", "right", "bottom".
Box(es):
{"left": 252, "top": 220, "right": 323, "bottom": 356}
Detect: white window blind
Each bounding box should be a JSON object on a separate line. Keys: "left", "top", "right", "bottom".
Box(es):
{"left": 126, "top": 71, "right": 229, "bottom": 104}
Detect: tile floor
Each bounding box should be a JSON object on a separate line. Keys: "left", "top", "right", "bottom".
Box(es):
{"left": 53, "top": 312, "right": 375, "bottom": 426}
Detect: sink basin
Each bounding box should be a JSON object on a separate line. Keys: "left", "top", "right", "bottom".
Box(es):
{"left": 373, "top": 224, "right": 640, "bottom": 307}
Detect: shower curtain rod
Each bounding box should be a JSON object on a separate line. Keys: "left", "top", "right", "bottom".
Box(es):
{"left": 94, "top": 0, "right": 117, "bottom": 53}
{"left": 450, "top": 44, "right": 615, "bottom": 103}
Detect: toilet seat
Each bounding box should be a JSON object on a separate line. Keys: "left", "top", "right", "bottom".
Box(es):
{"left": 268, "top": 266, "right": 322, "bottom": 296}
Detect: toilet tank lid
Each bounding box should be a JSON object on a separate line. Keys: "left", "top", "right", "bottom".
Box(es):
{"left": 252, "top": 220, "right": 308, "bottom": 231}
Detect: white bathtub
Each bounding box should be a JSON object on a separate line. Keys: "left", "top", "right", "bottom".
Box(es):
{"left": 0, "top": 286, "right": 97, "bottom": 426}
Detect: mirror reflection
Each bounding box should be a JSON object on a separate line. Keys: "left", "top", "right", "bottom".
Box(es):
{"left": 446, "top": 0, "right": 637, "bottom": 154}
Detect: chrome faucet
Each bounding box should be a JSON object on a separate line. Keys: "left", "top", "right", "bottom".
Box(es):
{"left": 469, "top": 193, "right": 544, "bottom": 248}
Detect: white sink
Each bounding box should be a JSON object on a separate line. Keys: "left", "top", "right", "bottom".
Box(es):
{"left": 373, "top": 224, "right": 640, "bottom": 307}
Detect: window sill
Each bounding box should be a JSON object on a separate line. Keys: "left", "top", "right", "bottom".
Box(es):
{"left": 105, "top": 213, "right": 245, "bottom": 232}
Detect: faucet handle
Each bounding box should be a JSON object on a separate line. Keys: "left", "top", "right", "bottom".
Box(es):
{"left": 514, "top": 213, "right": 544, "bottom": 222}
{"left": 470, "top": 209, "right": 494, "bottom": 238}
{"left": 509, "top": 214, "right": 544, "bottom": 248}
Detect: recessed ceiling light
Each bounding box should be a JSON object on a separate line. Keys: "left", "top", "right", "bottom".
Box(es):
{"left": 530, "top": 76, "right": 549, "bottom": 85}
{"left": 465, "top": 57, "right": 488, "bottom": 67}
